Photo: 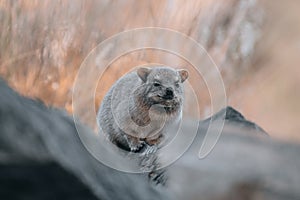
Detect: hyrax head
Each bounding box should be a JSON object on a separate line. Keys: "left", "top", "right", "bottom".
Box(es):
{"left": 136, "top": 66, "right": 188, "bottom": 110}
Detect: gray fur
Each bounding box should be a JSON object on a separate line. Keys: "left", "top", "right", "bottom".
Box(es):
{"left": 97, "top": 66, "right": 188, "bottom": 152}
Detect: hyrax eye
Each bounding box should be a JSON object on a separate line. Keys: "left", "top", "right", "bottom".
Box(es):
{"left": 175, "top": 82, "right": 180, "bottom": 87}
{"left": 153, "top": 82, "right": 161, "bottom": 87}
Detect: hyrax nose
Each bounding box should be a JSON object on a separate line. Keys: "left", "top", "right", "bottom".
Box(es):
{"left": 163, "top": 87, "right": 174, "bottom": 100}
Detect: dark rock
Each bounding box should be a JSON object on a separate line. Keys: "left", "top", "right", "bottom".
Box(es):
{"left": 166, "top": 110, "right": 300, "bottom": 200}
{"left": 203, "top": 106, "right": 267, "bottom": 134}
{"left": 0, "top": 78, "right": 168, "bottom": 200}
{"left": 1, "top": 78, "right": 300, "bottom": 200}
{"left": 0, "top": 161, "right": 98, "bottom": 200}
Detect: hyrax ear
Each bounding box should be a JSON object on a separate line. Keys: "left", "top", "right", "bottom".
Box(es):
{"left": 137, "top": 67, "right": 152, "bottom": 82}
{"left": 178, "top": 69, "right": 189, "bottom": 83}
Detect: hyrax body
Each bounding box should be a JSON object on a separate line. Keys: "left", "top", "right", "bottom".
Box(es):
{"left": 97, "top": 66, "right": 188, "bottom": 152}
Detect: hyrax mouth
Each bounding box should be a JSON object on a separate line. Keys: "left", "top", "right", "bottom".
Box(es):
{"left": 152, "top": 95, "right": 178, "bottom": 108}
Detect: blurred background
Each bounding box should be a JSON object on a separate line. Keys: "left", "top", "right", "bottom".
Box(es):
{"left": 0, "top": 0, "right": 299, "bottom": 142}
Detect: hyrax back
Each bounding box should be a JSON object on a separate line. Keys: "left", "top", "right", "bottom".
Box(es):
{"left": 97, "top": 66, "right": 188, "bottom": 152}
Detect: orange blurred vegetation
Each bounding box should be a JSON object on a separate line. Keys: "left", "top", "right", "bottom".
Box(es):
{"left": 0, "top": 0, "right": 299, "bottom": 141}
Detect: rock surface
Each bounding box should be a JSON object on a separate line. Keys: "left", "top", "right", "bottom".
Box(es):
{"left": 1, "top": 78, "right": 300, "bottom": 200}
{"left": 0, "top": 78, "right": 168, "bottom": 200}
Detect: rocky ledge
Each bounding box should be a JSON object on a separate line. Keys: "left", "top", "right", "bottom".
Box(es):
{"left": 0, "top": 78, "right": 299, "bottom": 200}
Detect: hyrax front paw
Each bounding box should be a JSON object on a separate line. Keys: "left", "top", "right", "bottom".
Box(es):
{"left": 143, "top": 144, "right": 158, "bottom": 155}
{"left": 126, "top": 136, "right": 146, "bottom": 152}
{"left": 129, "top": 141, "right": 146, "bottom": 152}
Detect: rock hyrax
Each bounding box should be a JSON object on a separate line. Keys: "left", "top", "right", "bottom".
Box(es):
{"left": 97, "top": 66, "right": 188, "bottom": 152}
